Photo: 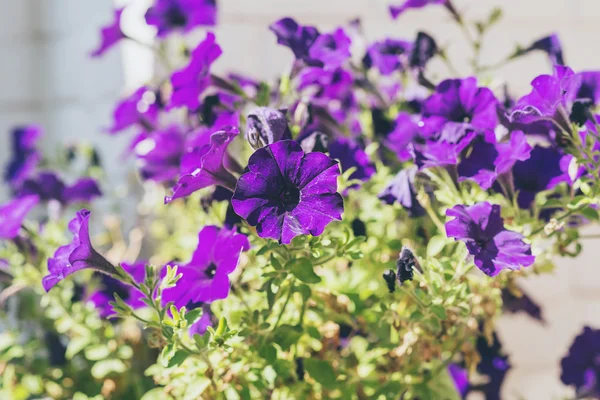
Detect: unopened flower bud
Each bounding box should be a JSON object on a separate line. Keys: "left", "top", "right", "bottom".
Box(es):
{"left": 245, "top": 107, "right": 292, "bottom": 149}
{"left": 396, "top": 247, "right": 422, "bottom": 284}
{"left": 383, "top": 269, "right": 397, "bottom": 293}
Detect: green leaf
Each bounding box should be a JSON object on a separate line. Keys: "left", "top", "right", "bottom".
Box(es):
{"left": 273, "top": 324, "right": 303, "bottom": 351}
{"left": 160, "top": 342, "right": 176, "bottom": 367}
{"left": 84, "top": 345, "right": 111, "bottom": 361}
{"left": 430, "top": 305, "right": 447, "bottom": 320}
{"left": 487, "top": 7, "right": 503, "bottom": 26}
{"left": 66, "top": 336, "right": 91, "bottom": 360}
{"left": 183, "top": 378, "right": 211, "bottom": 400}
{"left": 167, "top": 350, "right": 189, "bottom": 368}
{"left": 541, "top": 198, "right": 564, "bottom": 209}
{"left": 184, "top": 308, "right": 203, "bottom": 326}
{"left": 290, "top": 259, "right": 321, "bottom": 284}
{"left": 215, "top": 317, "right": 228, "bottom": 336}
{"left": 193, "top": 333, "right": 209, "bottom": 349}
{"left": 296, "top": 284, "right": 311, "bottom": 302}
{"left": 258, "top": 344, "right": 277, "bottom": 363}
{"left": 91, "top": 359, "right": 127, "bottom": 379}
{"left": 270, "top": 254, "right": 283, "bottom": 270}
{"left": 304, "top": 359, "right": 337, "bottom": 389}
{"left": 427, "top": 235, "right": 446, "bottom": 258}
{"left": 579, "top": 206, "right": 600, "bottom": 221}
{"left": 140, "top": 388, "right": 167, "bottom": 400}
{"left": 567, "top": 195, "right": 590, "bottom": 210}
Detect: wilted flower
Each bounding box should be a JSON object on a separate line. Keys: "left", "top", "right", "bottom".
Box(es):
{"left": 145, "top": 0, "right": 216, "bottom": 37}
{"left": 162, "top": 226, "right": 250, "bottom": 305}
{"left": 246, "top": 107, "right": 292, "bottom": 149}
{"left": 232, "top": 140, "right": 343, "bottom": 244}
{"left": 169, "top": 32, "right": 222, "bottom": 110}
{"left": 382, "top": 269, "right": 397, "bottom": 293}
{"left": 89, "top": 262, "right": 146, "bottom": 317}
{"left": 0, "top": 195, "right": 39, "bottom": 240}
{"left": 165, "top": 127, "right": 239, "bottom": 203}
{"left": 378, "top": 166, "right": 425, "bottom": 217}
{"left": 18, "top": 172, "right": 102, "bottom": 205}
{"left": 446, "top": 202, "right": 535, "bottom": 276}
{"left": 107, "top": 87, "right": 159, "bottom": 133}
{"left": 308, "top": 28, "right": 352, "bottom": 69}
{"left": 91, "top": 8, "right": 125, "bottom": 57}
{"left": 43, "top": 209, "right": 118, "bottom": 292}
{"left": 4, "top": 125, "right": 41, "bottom": 188}
{"left": 396, "top": 247, "right": 422, "bottom": 284}
{"left": 561, "top": 326, "right": 600, "bottom": 398}
{"left": 269, "top": 17, "right": 320, "bottom": 61}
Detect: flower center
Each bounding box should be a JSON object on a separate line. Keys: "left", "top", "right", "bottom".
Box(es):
{"left": 279, "top": 183, "right": 300, "bottom": 211}
{"left": 204, "top": 263, "right": 217, "bottom": 279}
{"left": 165, "top": 6, "right": 187, "bottom": 27}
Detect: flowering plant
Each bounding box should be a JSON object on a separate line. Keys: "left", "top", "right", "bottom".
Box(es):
{"left": 3, "top": 1, "right": 600, "bottom": 399}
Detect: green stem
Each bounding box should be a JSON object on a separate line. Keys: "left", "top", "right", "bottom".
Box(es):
{"left": 273, "top": 279, "right": 296, "bottom": 331}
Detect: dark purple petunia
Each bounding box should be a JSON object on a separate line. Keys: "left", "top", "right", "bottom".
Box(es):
{"left": 232, "top": 140, "right": 344, "bottom": 244}
{"left": 422, "top": 77, "right": 499, "bottom": 136}
{"left": 165, "top": 127, "right": 239, "bottom": 203}
{"left": 91, "top": 8, "right": 126, "bottom": 57}
{"left": 308, "top": 28, "right": 352, "bottom": 69}
{"left": 43, "top": 209, "right": 118, "bottom": 292}
{"left": 389, "top": 0, "right": 447, "bottom": 19}
{"left": 363, "top": 39, "right": 413, "bottom": 75}
{"left": 378, "top": 166, "right": 425, "bottom": 217}
{"left": 512, "top": 145, "right": 570, "bottom": 209}
{"left": 446, "top": 202, "right": 534, "bottom": 276}
{"left": 133, "top": 125, "right": 185, "bottom": 182}
{"left": 518, "top": 33, "right": 564, "bottom": 66}
{"left": 412, "top": 125, "right": 477, "bottom": 169}
{"left": 107, "top": 87, "right": 159, "bottom": 134}
{"left": 448, "top": 363, "right": 469, "bottom": 398}
{"left": 501, "top": 287, "right": 545, "bottom": 323}
{"left": 145, "top": 0, "right": 216, "bottom": 37}
{"left": 0, "top": 195, "right": 39, "bottom": 240}
{"left": 473, "top": 332, "right": 511, "bottom": 400}
{"left": 384, "top": 113, "right": 421, "bottom": 162}
{"left": 410, "top": 31, "right": 438, "bottom": 69}
{"left": 169, "top": 32, "right": 222, "bottom": 110}
{"left": 245, "top": 107, "right": 292, "bottom": 150}
{"left": 328, "top": 137, "right": 375, "bottom": 188}
{"left": 564, "top": 71, "right": 600, "bottom": 125}
{"left": 162, "top": 226, "right": 250, "bottom": 305}
{"left": 89, "top": 262, "right": 146, "bottom": 317}
{"left": 269, "top": 18, "right": 320, "bottom": 61}
{"left": 18, "top": 172, "right": 102, "bottom": 205}
{"left": 561, "top": 326, "right": 600, "bottom": 398}
{"left": 4, "top": 125, "right": 42, "bottom": 188}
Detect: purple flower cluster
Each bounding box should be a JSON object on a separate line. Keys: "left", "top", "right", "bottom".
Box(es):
{"left": 561, "top": 327, "right": 600, "bottom": 397}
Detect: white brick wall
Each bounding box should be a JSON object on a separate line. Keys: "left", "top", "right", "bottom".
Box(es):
{"left": 1, "top": 1, "right": 600, "bottom": 397}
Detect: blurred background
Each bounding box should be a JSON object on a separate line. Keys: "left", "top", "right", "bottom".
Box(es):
{"left": 0, "top": 0, "right": 599, "bottom": 397}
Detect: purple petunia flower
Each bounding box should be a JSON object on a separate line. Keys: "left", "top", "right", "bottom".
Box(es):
{"left": 232, "top": 140, "right": 344, "bottom": 244}
{"left": 518, "top": 33, "right": 564, "bottom": 66}
{"left": 162, "top": 226, "right": 250, "bottom": 305}
{"left": 4, "top": 125, "right": 42, "bottom": 188}
{"left": 165, "top": 127, "right": 239, "bottom": 203}
{"left": 133, "top": 125, "right": 185, "bottom": 182}
{"left": 448, "top": 363, "right": 469, "bottom": 398}
{"left": 378, "top": 166, "right": 425, "bottom": 217}
{"left": 389, "top": 0, "right": 447, "bottom": 19}
{"left": 363, "top": 39, "right": 413, "bottom": 75}
{"left": 308, "top": 28, "right": 352, "bottom": 69}
{"left": 145, "top": 0, "right": 216, "bottom": 38}
{"left": 412, "top": 125, "right": 477, "bottom": 169}
{"left": 410, "top": 31, "right": 438, "bottom": 69}
{"left": 89, "top": 262, "right": 146, "bottom": 317}
{"left": 501, "top": 286, "right": 545, "bottom": 323}
{"left": 0, "top": 195, "right": 39, "bottom": 240}
{"left": 91, "top": 8, "right": 126, "bottom": 57}
{"left": 245, "top": 107, "right": 292, "bottom": 150}
{"left": 561, "top": 326, "right": 600, "bottom": 398}
{"left": 422, "top": 77, "right": 499, "bottom": 136}
{"left": 18, "top": 172, "right": 102, "bottom": 205}
{"left": 169, "top": 32, "right": 222, "bottom": 110}
{"left": 107, "top": 87, "right": 160, "bottom": 134}
{"left": 269, "top": 18, "right": 320, "bottom": 61}
{"left": 445, "top": 202, "right": 534, "bottom": 276}
{"left": 328, "top": 137, "right": 375, "bottom": 188}
{"left": 43, "top": 209, "right": 118, "bottom": 292}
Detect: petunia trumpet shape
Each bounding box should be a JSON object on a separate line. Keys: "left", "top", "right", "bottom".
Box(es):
{"left": 232, "top": 140, "right": 344, "bottom": 244}
{"left": 0, "top": 195, "right": 39, "bottom": 240}
{"left": 91, "top": 8, "right": 126, "bottom": 57}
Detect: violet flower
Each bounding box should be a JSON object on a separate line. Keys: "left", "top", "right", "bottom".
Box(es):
{"left": 133, "top": 126, "right": 185, "bottom": 182}
{"left": 328, "top": 137, "right": 375, "bottom": 188}
{"left": 43, "top": 209, "right": 118, "bottom": 292}
{"left": 389, "top": 0, "right": 447, "bottom": 19}
{"left": 308, "top": 28, "right": 352, "bottom": 69}
{"left": 561, "top": 326, "right": 600, "bottom": 398}
{"left": 107, "top": 87, "right": 159, "bottom": 134}
{"left": 412, "top": 126, "right": 477, "bottom": 169}
{"left": 445, "top": 202, "right": 534, "bottom": 276}
{"left": 162, "top": 226, "right": 250, "bottom": 305}
{"left": 269, "top": 18, "right": 320, "bottom": 61}
{"left": 91, "top": 8, "right": 126, "bottom": 57}
{"left": 165, "top": 127, "right": 239, "bottom": 204}
{"left": 518, "top": 33, "right": 564, "bottom": 66}
{"left": 0, "top": 195, "right": 39, "bottom": 240}
{"left": 378, "top": 166, "right": 425, "bottom": 217}
{"left": 448, "top": 363, "right": 469, "bottom": 398}
{"left": 5, "top": 125, "right": 41, "bottom": 188}
{"left": 232, "top": 140, "right": 344, "bottom": 244}
{"left": 18, "top": 172, "right": 102, "bottom": 205}
{"left": 169, "top": 32, "right": 222, "bottom": 110}
{"left": 363, "top": 39, "right": 413, "bottom": 75}
{"left": 89, "top": 262, "right": 146, "bottom": 317}
{"left": 145, "top": 0, "right": 216, "bottom": 38}
{"left": 410, "top": 31, "right": 438, "bottom": 69}
{"left": 501, "top": 287, "right": 545, "bottom": 323}
{"left": 246, "top": 107, "right": 292, "bottom": 150}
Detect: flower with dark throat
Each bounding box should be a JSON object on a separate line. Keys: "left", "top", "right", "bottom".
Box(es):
{"left": 245, "top": 107, "right": 292, "bottom": 150}
{"left": 145, "top": 0, "right": 216, "bottom": 38}
{"left": 5, "top": 125, "right": 41, "bottom": 188}
{"left": 169, "top": 32, "right": 222, "bottom": 110}
{"left": 89, "top": 262, "right": 146, "bottom": 318}
{"left": 561, "top": 326, "right": 600, "bottom": 398}
{"left": 0, "top": 195, "right": 39, "bottom": 240}
{"left": 269, "top": 18, "right": 320, "bottom": 61}
{"left": 107, "top": 87, "right": 159, "bottom": 134}
{"left": 162, "top": 226, "right": 250, "bottom": 305}
{"left": 445, "top": 202, "right": 534, "bottom": 276}
{"left": 43, "top": 209, "right": 118, "bottom": 292}
{"left": 91, "top": 8, "right": 126, "bottom": 57}
{"left": 308, "top": 28, "right": 352, "bottom": 69}
{"left": 232, "top": 140, "right": 344, "bottom": 244}
{"left": 165, "top": 127, "right": 239, "bottom": 203}
{"left": 396, "top": 247, "right": 422, "bottom": 284}
{"left": 363, "top": 38, "right": 413, "bottom": 75}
